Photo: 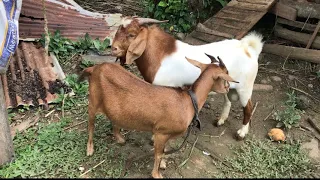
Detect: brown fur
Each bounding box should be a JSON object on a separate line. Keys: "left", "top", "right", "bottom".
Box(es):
{"left": 112, "top": 24, "right": 176, "bottom": 83}
{"left": 82, "top": 59, "right": 235, "bottom": 178}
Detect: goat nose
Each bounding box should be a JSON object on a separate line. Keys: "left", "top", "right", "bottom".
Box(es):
{"left": 112, "top": 47, "right": 118, "bottom": 52}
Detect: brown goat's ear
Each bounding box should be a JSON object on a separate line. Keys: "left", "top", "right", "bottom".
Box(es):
{"left": 185, "top": 57, "right": 209, "bottom": 72}
{"left": 218, "top": 73, "right": 239, "bottom": 83}
{"left": 126, "top": 28, "right": 148, "bottom": 65}
{"left": 205, "top": 53, "right": 218, "bottom": 63}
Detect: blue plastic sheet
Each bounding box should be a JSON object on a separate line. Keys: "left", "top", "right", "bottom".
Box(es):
{"left": 0, "top": 0, "right": 22, "bottom": 74}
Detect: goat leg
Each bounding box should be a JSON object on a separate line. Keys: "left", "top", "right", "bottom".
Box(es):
{"left": 87, "top": 107, "right": 96, "bottom": 156}
{"left": 236, "top": 99, "right": 252, "bottom": 140}
{"left": 152, "top": 134, "right": 170, "bottom": 178}
{"left": 113, "top": 124, "right": 125, "bottom": 144}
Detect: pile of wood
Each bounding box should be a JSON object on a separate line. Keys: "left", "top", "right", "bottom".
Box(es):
{"left": 264, "top": 0, "right": 320, "bottom": 64}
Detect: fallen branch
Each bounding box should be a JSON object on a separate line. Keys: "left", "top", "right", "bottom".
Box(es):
{"left": 63, "top": 120, "right": 87, "bottom": 130}
{"left": 263, "top": 105, "right": 275, "bottom": 121}
{"left": 178, "top": 135, "right": 199, "bottom": 168}
{"left": 290, "top": 86, "right": 320, "bottom": 103}
{"left": 307, "top": 117, "right": 320, "bottom": 135}
{"left": 11, "top": 116, "right": 39, "bottom": 139}
{"left": 306, "top": 20, "right": 320, "bottom": 49}
{"left": 80, "top": 159, "right": 106, "bottom": 177}
{"left": 249, "top": 102, "right": 259, "bottom": 127}
{"left": 42, "top": 0, "right": 50, "bottom": 65}
{"left": 44, "top": 109, "right": 55, "bottom": 118}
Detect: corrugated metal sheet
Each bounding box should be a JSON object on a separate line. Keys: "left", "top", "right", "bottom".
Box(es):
{"left": 0, "top": 42, "right": 68, "bottom": 109}
{"left": 19, "top": 0, "right": 122, "bottom": 42}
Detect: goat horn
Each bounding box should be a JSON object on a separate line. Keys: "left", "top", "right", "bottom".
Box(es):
{"left": 135, "top": 17, "right": 169, "bottom": 25}
{"left": 217, "top": 56, "right": 226, "bottom": 68}
{"left": 204, "top": 53, "right": 218, "bottom": 63}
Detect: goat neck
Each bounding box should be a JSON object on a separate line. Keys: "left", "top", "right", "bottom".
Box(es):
{"left": 135, "top": 25, "right": 177, "bottom": 83}
{"left": 190, "top": 65, "right": 217, "bottom": 112}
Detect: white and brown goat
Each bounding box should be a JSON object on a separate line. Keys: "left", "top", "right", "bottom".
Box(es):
{"left": 81, "top": 54, "right": 237, "bottom": 178}
{"left": 111, "top": 16, "right": 264, "bottom": 139}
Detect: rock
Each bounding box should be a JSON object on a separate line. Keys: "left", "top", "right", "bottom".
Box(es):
{"left": 301, "top": 139, "right": 320, "bottom": 160}
{"left": 308, "top": 84, "right": 313, "bottom": 89}
{"left": 260, "top": 79, "right": 269, "bottom": 84}
{"left": 270, "top": 76, "right": 282, "bottom": 82}
{"left": 176, "top": 32, "right": 186, "bottom": 40}
{"left": 288, "top": 75, "right": 295, "bottom": 80}
{"left": 203, "top": 103, "right": 210, "bottom": 109}
{"left": 296, "top": 95, "right": 311, "bottom": 110}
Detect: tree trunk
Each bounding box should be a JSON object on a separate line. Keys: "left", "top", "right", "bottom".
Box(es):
{"left": 0, "top": 77, "right": 15, "bottom": 165}
{"left": 280, "top": 0, "right": 320, "bottom": 19}
{"left": 274, "top": 25, "right": 320, "bottom": 49}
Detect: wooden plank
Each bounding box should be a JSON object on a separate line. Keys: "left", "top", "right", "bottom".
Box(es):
{"left": 235, "top": 12, "right": 266, "bottom": 39}
{"left": 190, "top": 31, "right": 225, "bottom": 43}
{"left": 262, "top": 44, "right": 320, "bottom": 64}
{"left": 269, "top": 2, "right": 297, "bottom": 21}
{"left": 228, "top": 0, "right": 272, "bottom": 12}
{"left": 277, "top": 18, "right": 318, "bottom": 32}
{"left": 196, "top": 23, "right": 235, "bottom": 38}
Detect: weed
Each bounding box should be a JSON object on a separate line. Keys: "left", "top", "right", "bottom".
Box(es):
{"left": 0, "top": 116, "right": 124, "bottom": 178}
{"left": 79, "top": 59, "right": 95, "bottom": 70}
{"left": 273, "top": 91, "right": 303, "bottom": 129}
{"left": 216, "top": 138, "right": 315, "bottom": 178}
{"left": 7, "top": 109, "right": 16, "bottom": 123}
{"left": 39, "top": 30, "right": 110, "bottom": 65}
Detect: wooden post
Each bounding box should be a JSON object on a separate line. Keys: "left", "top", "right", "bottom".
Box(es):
{"left": 0, "top": 74, "right": 15, "bottom": 165}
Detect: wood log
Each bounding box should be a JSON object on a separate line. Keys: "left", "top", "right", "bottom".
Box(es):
{"left": 269, "top": 2, "right": 297, "bottom": 21}
{"left": 262, "top": 44, "right": 320, "bottom": 64}
{"left": 277, "top": 18, "right": 318, "bottom": 33}
{"left": 306, "top": 20, "right": 320, "bottom": 48}
{"left": 274, "top": 25, "right": 320, "bottom": 49}
{"left": 0, "top": 76, "right": 15, "bottom": 165}
{"left": 279, "top": 0, "right": 320, "bottom": 19}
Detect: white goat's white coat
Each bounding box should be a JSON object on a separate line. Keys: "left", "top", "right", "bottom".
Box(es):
{"left": 153, "top": 32, "right": 263, "bottom": 138}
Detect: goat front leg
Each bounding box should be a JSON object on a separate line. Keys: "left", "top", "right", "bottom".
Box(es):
{"left": 87, "top": 108, "right": 96, "bottom": 156}
{"left": 113, "top": 124, "right": 125, "bottom": 144}
{"left": 236, "top": 98, "right": 252, "bottom": 140}
{"left": 152, "top": 134, "right": 170, "bottom": 178}
{"left": 216, "top": 94, "right": 231, "bottom": 126}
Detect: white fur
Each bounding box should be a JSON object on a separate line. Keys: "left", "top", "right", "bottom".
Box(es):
{"left": 153, "top": 32, "right": 263, "bottom": 138}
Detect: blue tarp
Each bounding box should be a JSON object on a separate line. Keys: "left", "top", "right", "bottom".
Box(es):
{"left": 0, "top": 0, "right": 22, "bottom": 74}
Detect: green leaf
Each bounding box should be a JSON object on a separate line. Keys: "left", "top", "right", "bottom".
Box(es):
{"left": 158, "top": 1, "right": 167, "bottom": 7}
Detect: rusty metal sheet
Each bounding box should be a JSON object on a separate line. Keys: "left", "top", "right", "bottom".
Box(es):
{"left": 19, "top": 0, "right": 122, "bottom": 42}
{"left": 185, "top": 0, "right": 277, "bottom": 44}
{"left": 0, "top": 41, "right": 68, "bottom": 109}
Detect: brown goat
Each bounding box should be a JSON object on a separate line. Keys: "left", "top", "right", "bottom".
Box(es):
{"left": 81, "top": 54, "right": 237, "bottom": 178}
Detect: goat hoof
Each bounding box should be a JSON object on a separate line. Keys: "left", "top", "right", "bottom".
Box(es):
{"left": 214, "top": 120, "right": 223, "bottom": 127}
{"left": 235, "top": 133, "right": 245, "bottom": 141}
{"left": 151, "top": 172, "right": 163, "bottom": 178}
{"left": 160, "top": 159, "right": 167, "bottom": 169}
{"left": 86, "top": 147, "right": 94, "bottom": 156}
{"left": 116, "top": 138, "right": 126, "bottom": 144}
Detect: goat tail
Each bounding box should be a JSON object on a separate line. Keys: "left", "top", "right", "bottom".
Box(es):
{"left": 78, "top": 67, "right": 94, "bottom": 82}
{"left": 240, "top": 31, "right": 264, "bottom": 58}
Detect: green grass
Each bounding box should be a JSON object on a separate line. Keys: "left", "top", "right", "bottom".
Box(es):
{"left": 0, "top": 116, "right": 125, "bottom": 178}
{"left": 216, "top": 138, "right": 315, "bottom": 178}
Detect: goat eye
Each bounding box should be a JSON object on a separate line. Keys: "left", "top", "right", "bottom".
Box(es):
{"left": 127, "top": 34, "right": 135, "bottom": 38}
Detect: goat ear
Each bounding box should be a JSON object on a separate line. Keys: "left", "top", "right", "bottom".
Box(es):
{"left": 126, "top": 28, "right": 148, "bottom": 65}
{"left": 185, "top": 57, "right": 209, "bottom": 72}
{"left": 218, "top": 73, "right": 239, "bottom": 83}
{"left": 205, "top": 53, "right": 218, "bottom": 63}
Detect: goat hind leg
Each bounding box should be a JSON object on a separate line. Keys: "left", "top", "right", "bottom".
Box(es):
{"left": 87, "top": 108, "right": 96, "bottom": 156}
{"left": 216, "top": 94, "right": 232, "bottom": 126}
{"left": 113, "top": 124, "right": 125, "bottom": 144}
{"left": 236, "top": 98, "right": 252, "bottom": 140}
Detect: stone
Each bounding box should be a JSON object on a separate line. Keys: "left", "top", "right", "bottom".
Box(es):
{"left": 260, "top": 79, "right": 269, "bottom": 84}
{"left": 308, "top": 84, "right": 313, "bottom": 89}
{"left": 296, "top": 95, "right": 311, "bottom": 110}
{"left": 176, "top": 33, "right": 186, "bottom": 40}
{"left": 270, "top": 76, "right": 282, "bottom": 82}
{"left": 288, "top": 75, "right": 295, "bottom": 80}
{"left": 301, "top": 139, "right": 320, "bottom": 160}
